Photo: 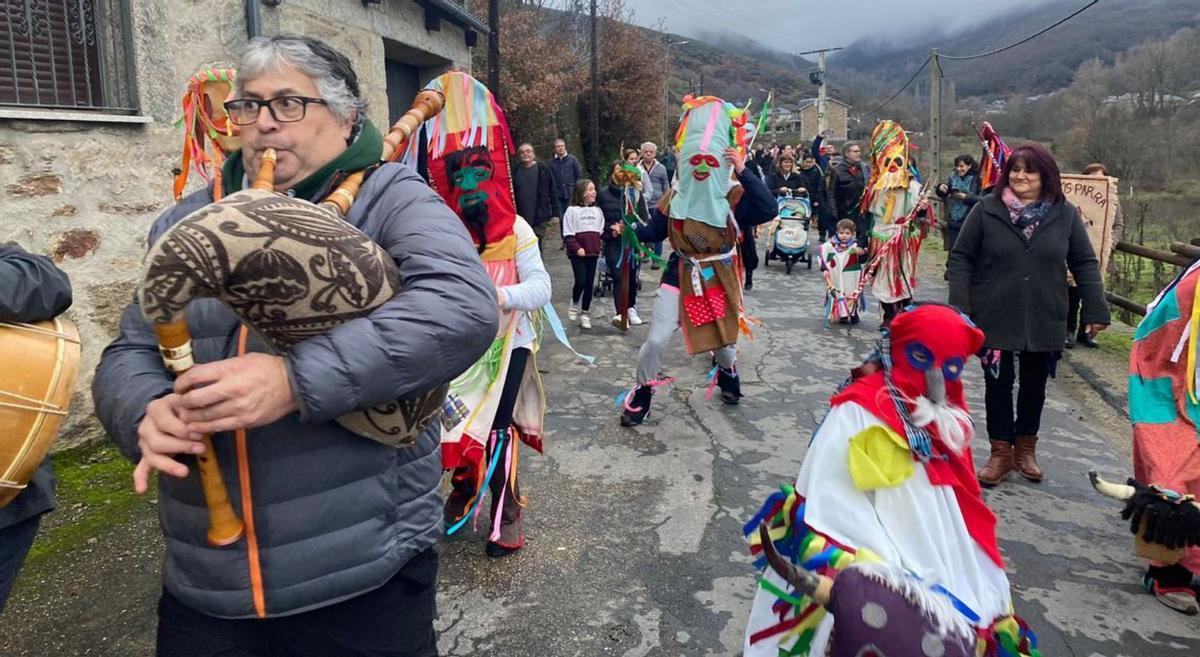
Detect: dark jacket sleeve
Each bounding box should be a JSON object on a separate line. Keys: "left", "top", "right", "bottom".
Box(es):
{"left": 93, "top": 193, "right": 212, "bottom": 462}
{"left": 1064, "top": 205, "right": 1111, "bottom": 327}
{"left": 0, "top": 243, "right": 73, "bottom": 323}
{"left": 946, "top": 203, "right": 986, "bottom": 314}
{"left": 286, "top": 175, "right": 500, "bottom": 424}
{"left": 636, "top": 208, "right": 670, "bottom": 244}
{"left": 735, "top": 167, "right": 779, "bottom": 229}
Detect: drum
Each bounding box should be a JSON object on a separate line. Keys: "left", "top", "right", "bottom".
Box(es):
{"left": 0, "top": 318, "right": 81, "bottom": 508}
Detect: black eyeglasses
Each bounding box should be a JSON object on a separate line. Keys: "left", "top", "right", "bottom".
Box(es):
{"left": 223, "top": 96, "right": 328, "bottom": 125}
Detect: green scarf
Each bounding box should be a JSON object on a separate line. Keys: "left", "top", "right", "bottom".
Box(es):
{"left": 220, "top": 120, "right": 384, "bottom": 200}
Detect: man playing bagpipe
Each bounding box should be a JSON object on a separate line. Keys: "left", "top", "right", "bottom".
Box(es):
{"left": 744, "top": 304, "right": 1040, "bottom": 657}
{"left": 617, "top": 95, "right": 776, "bottom": 426}
{"left": 94, "top": 36, "right": 497, "bottom": 656}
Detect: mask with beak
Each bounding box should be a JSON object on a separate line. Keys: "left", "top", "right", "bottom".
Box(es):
{"left": 834, "top": 304, "right": 985, "bottom": 457}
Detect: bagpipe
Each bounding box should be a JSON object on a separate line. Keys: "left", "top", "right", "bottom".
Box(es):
{"left": 139, "top": 88, "right": 446, "bottom": 545}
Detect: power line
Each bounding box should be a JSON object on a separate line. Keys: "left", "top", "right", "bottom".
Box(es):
{"left": 939, "top": 0, "right": 1100, "bottom": 61}
{"left": 867, "top": 55, "right": 931, "bottom": 115}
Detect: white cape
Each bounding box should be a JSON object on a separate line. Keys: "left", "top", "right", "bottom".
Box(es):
{"left": 744, "top": 402, "right": 1013, "bottom": 657}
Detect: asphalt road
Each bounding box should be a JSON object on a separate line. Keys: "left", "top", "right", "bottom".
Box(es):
{"left": 4, "top": 233, "right": 1198, "bottom": 656}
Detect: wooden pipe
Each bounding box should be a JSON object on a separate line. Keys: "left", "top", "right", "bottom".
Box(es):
{"left": 153, "top": 319, "right": 245, "bottom": 547}
{"left": 251, "top": 148, "right": 277, "bottom": 191}
{"left": 321, "top": 89, "right": 446, "bottom": 217}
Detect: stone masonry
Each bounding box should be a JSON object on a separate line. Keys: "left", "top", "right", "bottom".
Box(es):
{"left": 0, "top": 0, "right": 473, "bottom": 449}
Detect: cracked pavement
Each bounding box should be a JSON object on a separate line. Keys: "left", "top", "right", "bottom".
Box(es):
{"left": 436, "top": 236, "right": 1200, "bottom": 656}
{"left": 3, "top": 235, "right": 1198, "bottom": 656}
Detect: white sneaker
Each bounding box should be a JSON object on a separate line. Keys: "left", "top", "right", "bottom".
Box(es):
{"left": 627, "top": 307, "right": 644, "bottom": 326}
{"left": 568, "top": 305, "right": 579, "bottom": 322}
{"left": 580, "top": 313, "right": 592, "bottom": 329}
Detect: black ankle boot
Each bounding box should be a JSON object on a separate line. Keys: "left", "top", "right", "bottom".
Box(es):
{"left": 620, "top": 385, "right": 654, "bottom": 426}
{"left": 716, "top": 367, "right": 743, "bottom": 405}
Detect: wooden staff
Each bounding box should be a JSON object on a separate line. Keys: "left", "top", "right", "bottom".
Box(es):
{"left": 152, "top": 320, "right": 245, "bottom": 546}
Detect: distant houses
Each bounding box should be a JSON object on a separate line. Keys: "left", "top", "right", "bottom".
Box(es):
{"left": 764, "top": 97, "right": 850, "bottom": 142}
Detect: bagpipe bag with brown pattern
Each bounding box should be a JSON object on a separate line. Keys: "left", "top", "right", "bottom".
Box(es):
{"left": 138, "top": 185, "right": 447, "bottom": 448}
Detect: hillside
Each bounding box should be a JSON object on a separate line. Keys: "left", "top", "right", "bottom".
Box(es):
{"left": 668, "top": 36, "right": 815, "bottom": 107}
{"left": 832, "top": 0, "right": 1200, "bottom": 98}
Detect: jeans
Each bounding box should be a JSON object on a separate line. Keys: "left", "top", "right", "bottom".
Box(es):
{"left": 568, "top": 255, "right": 598, "bottom": 312}
{"left": 0, "top": 513, "right": 42, "bottom": 613}
{"left": 635, "top": 287, "right": 736, "bottom": 384}
{"left": 155, "top": 548, "right": 439, "bottom": 657}
{"left": 983, "top": 351, "right": 1054, "bottom": 443}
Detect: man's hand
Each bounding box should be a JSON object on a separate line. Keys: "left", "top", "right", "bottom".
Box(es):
{"left": 1084, "top": 323, "right": 1108, "bottom": 338}
{"left": 175, "top": 353, "right": 297, "bottom": 436}
{"left": 133, "top": 394, "right": 203, "bottom": 493}
{"left": 724, "top": 147, "right": 746, "bottom": 174}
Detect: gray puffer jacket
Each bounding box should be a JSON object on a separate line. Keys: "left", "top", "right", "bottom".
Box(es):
{"left": 93, "top": 163, "right": 498, "bottom": 619}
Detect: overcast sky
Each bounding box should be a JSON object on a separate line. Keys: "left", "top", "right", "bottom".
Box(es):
{"left": 603, "top": 0, "right": 1057, "bottom": 50}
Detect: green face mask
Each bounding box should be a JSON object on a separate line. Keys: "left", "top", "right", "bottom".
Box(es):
{"left": 453, "top": 165, "right": 492, "bottom": 208}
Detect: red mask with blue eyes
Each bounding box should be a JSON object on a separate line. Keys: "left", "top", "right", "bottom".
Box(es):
{"left": 887, "top": 305, "right": 985, "bottom": 409}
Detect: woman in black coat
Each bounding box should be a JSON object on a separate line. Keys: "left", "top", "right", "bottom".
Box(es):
{"left": 765, "top": 155, "right": 807, "bottom": 196}
{"left": 947, "top": 143, "right": 1110, "bottom": 489}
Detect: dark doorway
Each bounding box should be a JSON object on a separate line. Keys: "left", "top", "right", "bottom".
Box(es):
{"left": 385, "top": 58, "right": 421, "bottom": 125}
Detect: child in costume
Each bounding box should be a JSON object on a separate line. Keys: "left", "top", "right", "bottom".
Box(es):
{"left": 860, "top": 120, "right": 932, "bottom": 327}
{"left": 744, "top": 305, "right": 1040, "bottom": 657}
{"left": 407, "top": 72, "right": 551, "bottom": 558}
{"left": 599, "top": 160, "right": 650, "bottom": 330}
{"left": 820, "top": 218, "right": 864, "bottom": 326}
{"left": 618, "top": 95, "right": 777, "bottom": 426}
{"left": 563, "top": 179, "right": 603, "bottom": 329}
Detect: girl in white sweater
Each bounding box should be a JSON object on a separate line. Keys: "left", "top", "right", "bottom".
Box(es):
{"left": 561, "top": 179, "right": 604, "bottom": 329}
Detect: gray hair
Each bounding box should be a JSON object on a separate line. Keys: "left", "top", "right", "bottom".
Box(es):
{"left": 641, "top": 141, "right": 657, "bottom": 152}
{"left": 237, "top": 35, "right": 367, "bottom": 130}
{"left": 842, "top": 140, "right": 862, "bottom": 155}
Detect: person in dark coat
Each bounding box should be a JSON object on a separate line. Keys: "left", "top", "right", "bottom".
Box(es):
{"left": 935, "top": 154, "right": 982, "bottom": 252}
{"left": 948, "top": 143, "right": 1110, "bottom": 489}
{"left": 92, "top": 36, "right": 498, "bottom": 655}
{"left": 549, "top": 138, "right": 583, "bottom": 233}
{"left": 765, "top": 154, "right": 807, "bottom": 195}
{"left": 829, "top": 141, "right": 869, "bottom": 250}
{"left": 798, "top": 150, "right": 832, "bottom": 240}
{"left": 0, "top": 242, "right": 72, "bottom": 613}
{"left": 512, "top": 142, "right": 561, "bottom": 251}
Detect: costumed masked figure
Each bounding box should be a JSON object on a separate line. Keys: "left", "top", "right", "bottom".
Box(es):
{"left": 172, "top": 66, "right": 240, "bottom": 201}
{"left": 860, "top": 121, "right": 932, "bottom": 327}
{"left": 618, "top": 95, "right": 777, "bottom": 425}
{"left": 1090, "top": 260, "right": 1200, "bottom": 613}
{"left": 820, "top": 219, "right": 864, "bottom": 326}
{"left": 743, "top": 305, "right": 1040, "bottom": 657}
{"left": 411, "top": 72, "right": 552, "bottom": 557}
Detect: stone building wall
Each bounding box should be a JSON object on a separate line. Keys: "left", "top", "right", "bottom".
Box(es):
{"left": 0, "top": 0, "right": 473, "bottom": 449}
{"left": 798, "top": 101, "right": 850, "bottom": 142}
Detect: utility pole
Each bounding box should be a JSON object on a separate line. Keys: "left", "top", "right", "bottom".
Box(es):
{"left": 589, "top": 0, "right": 599, "bottom": 182}
{"left": 929, "top": 48, "right": 942, "bottom": 188}
{"left": 487, "top": 0, "right": 500, "bottom": 102}
{"left": 796, "top": 47, "right": 843, "bottom": 141}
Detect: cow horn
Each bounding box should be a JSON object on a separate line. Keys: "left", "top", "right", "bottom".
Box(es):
{"left": 757, "top": 522, "right": 832, "bottom": 606}
{"left": 1088, "top": 470, "right": 1136, "bottom": 501}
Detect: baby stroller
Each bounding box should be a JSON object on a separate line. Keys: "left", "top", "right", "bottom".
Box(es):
{"left": 765, "top": 190, "right": 812, "bottom": 274}
{"left": 595, "top": 250, "right": 643, "bottom": 298}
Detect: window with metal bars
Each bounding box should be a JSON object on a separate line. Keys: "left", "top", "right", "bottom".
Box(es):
{"left": 0, "top": 0, "right": 139, "bottom": 113}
